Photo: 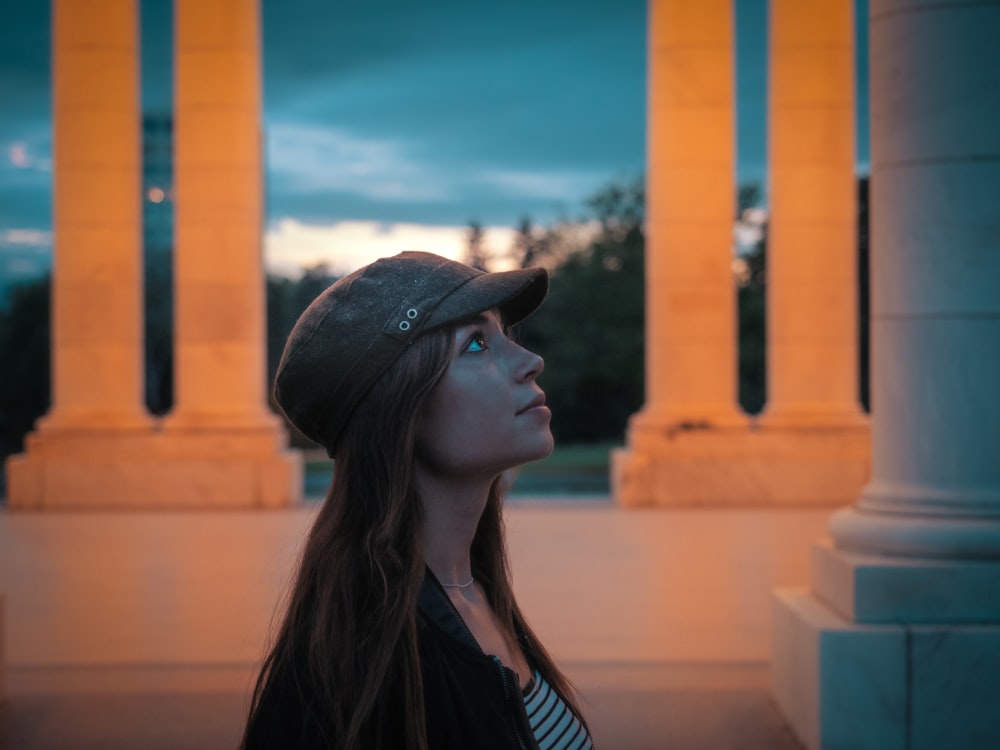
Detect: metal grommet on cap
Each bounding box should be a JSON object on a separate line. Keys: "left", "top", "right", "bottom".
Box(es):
{"left": 385, "top": 300, "right": 426, "bottom": 340}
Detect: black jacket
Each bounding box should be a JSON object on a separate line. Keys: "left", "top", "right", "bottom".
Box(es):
{"left": 244, "top": 572, "right": 584, "bottom": 749}
{"left": 418, "top": 572, "right": 540, "bottom": 749}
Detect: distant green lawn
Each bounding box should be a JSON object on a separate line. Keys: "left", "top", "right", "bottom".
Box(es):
{"left": 517, "top": 442, "right": 615, "bottom": 474}
{"left": 302, "top": 442, "right": 616, "bottom": 476}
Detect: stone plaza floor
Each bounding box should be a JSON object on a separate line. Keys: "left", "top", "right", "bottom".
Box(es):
{"left": 0, "top": 500, "right": 829, "bottom": 748}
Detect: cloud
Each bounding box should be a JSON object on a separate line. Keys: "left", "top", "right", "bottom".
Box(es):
{"left": 477, "top": 168, "right": 610, "bottom": 202}
{"left": 4, "top": 139, "right": 51, "bottom": 172}
{"left": 260, "top": 1, "right": 646, "bottom": 226}
{"left": 0, "top": 228, "right": 51, "bottom": 249}
{"left": 264, "top": 217, "right": 516, "bottom": 277}
{"left": 0, "top": 234, "right": 51, "bottom": 303}
{"left": 265, "top": 121, "right": 625, "bottom": 227}
{"left": 9, "top": 142, "right": 29, "bottom": 167}
{"left": 267, "top": 123, "right": 451, "bottom": 202}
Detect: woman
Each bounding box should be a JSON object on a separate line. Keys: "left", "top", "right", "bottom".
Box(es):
{"left": 242, "top": 251, "right": 593, "bottom": 750}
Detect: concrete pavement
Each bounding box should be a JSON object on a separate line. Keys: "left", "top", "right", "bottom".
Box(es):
{"left": 0, "top": 501, "right": 824, "bottom": 748}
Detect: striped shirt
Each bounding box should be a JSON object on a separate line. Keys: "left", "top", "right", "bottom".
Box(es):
{"left": 522, "top": 670, "right": 593, "bottom": 750}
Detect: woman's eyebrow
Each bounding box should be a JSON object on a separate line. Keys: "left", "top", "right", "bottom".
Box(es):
{"left": 456, "top": 313, "right": 493, "bottom": 329}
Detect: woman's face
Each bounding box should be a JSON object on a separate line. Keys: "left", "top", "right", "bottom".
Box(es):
{"left": 415, "top": 309, "right": 553, "bottom": 479}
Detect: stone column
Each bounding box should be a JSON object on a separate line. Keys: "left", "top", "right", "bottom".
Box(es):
{"left": 154, "top": 0, "right": 301, "bottom": 506}
{"left": 771, "top": 1, "right": 1000, "bottom": 747}
{"left": 640, "top": 0, "right": 743, "bottom": 429}
{"left": 169, "top": 0, "right": 273, "bottom": 429}
{"left": 713, "top": 0, "right": 869, "bottom": 504}
{"left": 5, "top": 0, "right": 300, "bottom": 508}
{"left": 5, "top": 0, "right": 156, "bottom": 509}
{"left": 612, "top": 0, "right": 749, "bottom": 506}
{"left": 761, "top": 0, "right": 867, "bottom": 428}
{"left": 613, "top": 0, "right": 866, "bottom": 507}
{"left": 44, "top": 0, "right": 150, "bottom": 432}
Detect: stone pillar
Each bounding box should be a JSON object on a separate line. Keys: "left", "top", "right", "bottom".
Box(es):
{"left": 739, "top": 0, "right": 870, "bottom": 502}
{"left": 41, "top": 0, "right": 150, "bottom": 432}
{"left": 771, "top": 0, "right": 1000, "bottom": 747}
{"left": 613, "top": 0, "right": 867, "bottom": 507}
{"left": 639, "top": 0, "right": 743, "bottom": 431}
{"left": 169, "top": 0, "right": 272, "bottom": 429}
{"left": 157, "top": 0, "right": 300, "bottom": 505}
{"left": 5, "top": 0, "right": 300, "bottom": 508}
{"left": 613, "top": 0, "right": 749, "bottom": 506}
{"left": 761, "top": 0, "right": 866, "bottom": 429}
{"left": 5, "top": 0, "right": 155, "bottom": 508}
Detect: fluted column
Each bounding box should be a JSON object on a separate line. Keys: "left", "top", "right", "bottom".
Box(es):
{"left": 45, "top": 0, "right": 150, "bottom": 431}
{"left": 169, "top": 0, "right": 273, "bottom": 428}
{"left": 828, "top": 0, "right": 1000, "bottom": 558}
{"left": 761, "top": 0, "right": 866, "bottom": 428}
{"left": 640, "top": 0, "right": 744, "bottom": 429}
{"left": 772, "top": 2, "right": 1000, "bottom": 746}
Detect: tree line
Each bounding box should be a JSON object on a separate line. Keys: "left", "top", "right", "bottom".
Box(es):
{"left": 0, "top": 176, "right": 871, "bottom": 470}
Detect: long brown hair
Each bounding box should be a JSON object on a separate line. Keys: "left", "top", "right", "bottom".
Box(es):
{"left": 243, "top": 324, "right": 586, "bottom": 750}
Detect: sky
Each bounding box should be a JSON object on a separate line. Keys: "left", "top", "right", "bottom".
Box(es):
{"left": 0, "top": 0, "right": 868, "bottom": 298}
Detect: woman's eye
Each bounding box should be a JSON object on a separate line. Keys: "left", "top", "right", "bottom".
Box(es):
{"left": 465, "top": 332, "right": 488, "bottom": 353}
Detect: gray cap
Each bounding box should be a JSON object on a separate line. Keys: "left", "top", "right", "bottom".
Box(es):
{"left": 273, "top": 251, "right": 548, "bottom": 454}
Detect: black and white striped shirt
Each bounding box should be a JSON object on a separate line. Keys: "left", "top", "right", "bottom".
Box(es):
{"left": 522, "top": 670, "right": 593, "bottom": 750}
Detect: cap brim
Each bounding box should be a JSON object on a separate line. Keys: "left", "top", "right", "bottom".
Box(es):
{"left": 425, "top": 266, "right": 548, "bottom": 330}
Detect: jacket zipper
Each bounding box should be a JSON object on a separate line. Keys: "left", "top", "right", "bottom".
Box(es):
{"left": 425, "top": 576, "right": 538, "bottom": 749}
{"left": 492, "top": 655, "right": 531, "bottom": 750}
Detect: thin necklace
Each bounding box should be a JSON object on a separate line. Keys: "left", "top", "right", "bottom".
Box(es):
{"left": 440, "top": 578, "right": 475, "bottom": 589}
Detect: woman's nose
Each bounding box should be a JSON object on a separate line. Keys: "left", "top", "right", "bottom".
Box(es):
{"left": 516, "top": 345, "right": 544, "bottom": 382}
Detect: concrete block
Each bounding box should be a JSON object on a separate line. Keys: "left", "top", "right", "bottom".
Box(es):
{"left": 811, "top": 539, "right": 1000, "bottom": 623}
{"left": 4, "top": 429, "right": 303, "bottom": 509}
{"left": 771, "top": 588, "right": 907, "bottom": 750}
{"left": 772, "top": 590, "right": 1000, "bottom": 750}
{"left": 613, "top": 425, "right": 869, "bottom": 507}
{"left": 910, "top": 626, "right": 1000, "bottom": 750}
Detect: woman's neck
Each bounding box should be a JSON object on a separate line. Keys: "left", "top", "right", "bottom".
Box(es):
{"left": 415, "top": 466, "right": 495, "bottom": 587}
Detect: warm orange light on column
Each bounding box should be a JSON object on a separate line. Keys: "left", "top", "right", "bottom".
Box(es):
{"left": 612, "top": 0, "right": 868, "bottom": 507}
{"left": 47, "top": 0, "right": 150, "bottom": 429}
{"left": 761, "top": 0, "right": 866, "bottom": 427}
{"left": 612, "top": 0, "right": 755, "bottom": 507}
{"left": 642, "top": 0, "right": 744, "bottom": 427}
{"left": 5, "top": 0, "right": 299, "bottom": 508}
{"left": 170, "top": 0, "right": 273, "bottom": 427}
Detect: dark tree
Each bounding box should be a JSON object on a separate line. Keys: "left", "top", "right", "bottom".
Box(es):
{"left": 858, "top": 175, "right": 870, "bottom": 412}
{"left": 464, "top": 220, "right": 489, "bottom": 271}
{"left": 512, "top": 216, "right": 561, "bottom": 270}
{"left": 736, "top": 182, "right": 768, "bottom": 415}
{"left": 144, "top": 254, "right": 173, "bottom": 415}
{"left": 519, "top": 180, "right": 646, "bottom": 443}
{"left": 0, "top": 275, "right": 51, "bottom": 469}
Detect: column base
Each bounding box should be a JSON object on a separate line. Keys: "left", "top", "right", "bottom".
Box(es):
{"left": 830, "top": 505, "right": 1000, "bottom": 560}
{"left": 612, "top": 421, "right": 870, "bottom": 507}
{"left": 5, "top": 423, "right": 303, "bottom": 509}
{"left": 772, "top": 588, "right": 1000, "bottom": 750}
{"left": 811, "top": 537, "right": 1000, "bottom": 623}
